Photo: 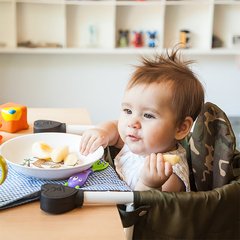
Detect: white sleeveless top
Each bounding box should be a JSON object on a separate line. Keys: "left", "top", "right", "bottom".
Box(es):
{"left": 114, "top": 144, "right": 190, "bottom": 192}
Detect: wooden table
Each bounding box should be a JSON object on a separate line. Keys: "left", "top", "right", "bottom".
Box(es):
{"left": 0, "top": 108, "right": 126, "bottom": 240}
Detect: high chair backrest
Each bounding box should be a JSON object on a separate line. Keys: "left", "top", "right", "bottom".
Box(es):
{"left": 189, "top": 102, "right": 237, "bottom": 191}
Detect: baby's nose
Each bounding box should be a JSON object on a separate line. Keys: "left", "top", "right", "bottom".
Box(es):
{"left": 128, "top": 118, "right": 141, "bottom": 129}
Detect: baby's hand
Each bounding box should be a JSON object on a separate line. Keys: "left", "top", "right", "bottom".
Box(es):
{"left": 140, "top": 153, "right": 173, "bottom": 189}
{"left": 80, "top": 128, "right": 109, "bottom": 155}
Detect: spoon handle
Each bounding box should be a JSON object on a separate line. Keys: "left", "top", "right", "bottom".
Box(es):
{"left": 66, "top": 169, "right": 93, "bottom": 188}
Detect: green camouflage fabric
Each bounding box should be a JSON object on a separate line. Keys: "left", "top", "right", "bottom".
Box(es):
{"left": 189, "top": 102, "right": 238, "bottom": 191}
{"left": 131, "top": 178, "right": 240, "bottom": 239}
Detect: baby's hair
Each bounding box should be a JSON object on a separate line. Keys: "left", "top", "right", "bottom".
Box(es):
{"left": 127, "top": 48, "right": 205, "bottom": 125}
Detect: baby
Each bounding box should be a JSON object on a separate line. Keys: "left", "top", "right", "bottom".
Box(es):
{"left": 80, "top": 49, "right": 204, "bottom": 192}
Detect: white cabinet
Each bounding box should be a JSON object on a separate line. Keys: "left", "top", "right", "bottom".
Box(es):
{"left": 16, "top": 2, "right": 66, "bottom": 47}
{"left": 66, "top": 4, "right": 115, "bottom": 48}
{"left": 116, "top": 3, "right": 165, "bottom": 49}
{"left": 164, "top": 2, "right": 213, "bottom": 50}
{"left": 0, "top": 1, "right": 15, "bottom": 48}
{"left": 213, "top": 2, "right": 240, "bottom": 49}
{"left": 0, "top": 0, "right": 240, "bottom": 55}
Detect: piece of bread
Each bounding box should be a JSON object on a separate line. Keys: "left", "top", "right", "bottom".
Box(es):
{"left": 163, "top": 154, "right": 180, "bottom": 165}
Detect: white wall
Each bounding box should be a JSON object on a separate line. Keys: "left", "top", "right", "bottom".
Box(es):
{"left": 0, "top": 54, "right": 239, "bottom": 124}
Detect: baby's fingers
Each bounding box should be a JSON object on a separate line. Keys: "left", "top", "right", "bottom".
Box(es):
{"left": 156, "top": 154, "right": 172, "bottom": 177}
{"left": 87, "top": 138, "right": 104, "bottom": 154}
{"left": 164, "top": 162, "right": 173, "bottom": 177}
{"left": 82, "top": 136, "right": 100, "bottom": 155}
{"left": 156, "top": 154, "right": 164, "bottom": 175}
{"left": 80, "top": 134, "right": 98, "bottom": 155}
{"left": 80, "top": 134, "right": 91, "bottom": 154}
{"left": 149, "top": 153, "right": 157, "bottom": 175}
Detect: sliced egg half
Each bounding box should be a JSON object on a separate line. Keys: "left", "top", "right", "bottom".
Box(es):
{"left": 32, "top": 141, "right": 53, "bottom": 160}
{"left": 51, "top": 145, "right": 69, "bottom": 163}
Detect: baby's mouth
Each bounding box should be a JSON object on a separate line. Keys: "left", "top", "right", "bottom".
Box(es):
{"left": 127, "top": 134, "right": 141, "bottom": 141}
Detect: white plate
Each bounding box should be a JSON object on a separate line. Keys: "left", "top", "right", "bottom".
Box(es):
{"left": 0, "top": 132, "right": 104, "bottom": 180}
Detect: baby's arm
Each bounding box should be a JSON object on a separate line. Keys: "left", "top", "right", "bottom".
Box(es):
{"left": 135, "top": 153, "right": 184, "bottom": 192}
{"left": 80, "top": 120, "right": 124, "bottom": 155}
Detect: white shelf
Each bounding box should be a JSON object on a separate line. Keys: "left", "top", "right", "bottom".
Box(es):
{"left": 0, "top": 0, "right": 240, "bottom": 54}
{"left": 1, "top": 47, "right": 240, "bottom": 56}
{"left": 213, "top": 4, "right": 240, "bottom": 49}
{"left": 116, "top": 1, "right": 164, "bottom": 6}
{"left": 0, "top": 1, "right": 15, "bottom": 48}
{"left": 66, "top": 4, "right": 115, "bottom": 48}
{"left": 16, "top": 2, "right": 66, "bottom": 47}
{"left": 164, "top": 3, "right": 213, "bottom": 50}
{"left": 165, "top": 0, "right": 212, "bottom": 5}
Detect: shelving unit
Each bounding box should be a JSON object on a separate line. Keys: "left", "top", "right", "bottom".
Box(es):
{"left": 163, "top": 2, "right": 213, "bottom": 50}
{"left": 66, "top": 4, "right": 115, "bottom": 48}
{"left": 0, "top": 1, "right": 15, "bottom": 48}
{"left": 16, "top": 2, "right": 66, "bottom": 47}
{"left": 0, "top": 0, "right": 240, "bottom": 55}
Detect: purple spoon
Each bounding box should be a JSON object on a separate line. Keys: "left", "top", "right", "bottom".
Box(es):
{"left": 65, "top": 159, "right": 109, "bottom": 189}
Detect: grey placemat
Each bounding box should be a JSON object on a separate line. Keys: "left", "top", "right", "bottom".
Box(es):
{"left": 0, "top": 163, "right": 131, "bottom": 210}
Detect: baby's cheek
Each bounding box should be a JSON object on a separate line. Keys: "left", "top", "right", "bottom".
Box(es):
{"left": 145, "top": 135, "right": 166, "bottom": 153}
{"left": 118, "top": 123, "right": 126, "bottom": 140}
{"left": 145, "top": 133, "right": 160, "bottom": 147}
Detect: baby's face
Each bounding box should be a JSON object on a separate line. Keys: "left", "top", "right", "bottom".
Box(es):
{"left": 118, "top": 82, "right": 178, "bottom": 155}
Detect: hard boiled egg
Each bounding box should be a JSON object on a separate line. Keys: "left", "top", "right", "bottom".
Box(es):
{"left": 64, "top": 153, "right": 78, "bottom": 166}
{"left": 51, "top": 145, "right": 69, "bottom": 163}
{"left": 32, "top": 141, "right": 53, "bottom": 160}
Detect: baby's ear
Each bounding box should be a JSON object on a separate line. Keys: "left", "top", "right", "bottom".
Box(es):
{"left": 175, "top": 116, "right": 193, "bottom": 140}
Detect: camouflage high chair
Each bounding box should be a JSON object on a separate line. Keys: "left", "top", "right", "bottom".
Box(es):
{"left": 106, "top": 102, "right": 240, "bottom": 239}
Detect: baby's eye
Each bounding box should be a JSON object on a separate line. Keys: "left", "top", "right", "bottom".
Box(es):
{"left": 144, "top": 113, "right": 155, "bottom": 119}
{"left": 123, "top": 108, "right": 132, "bottom": 115}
